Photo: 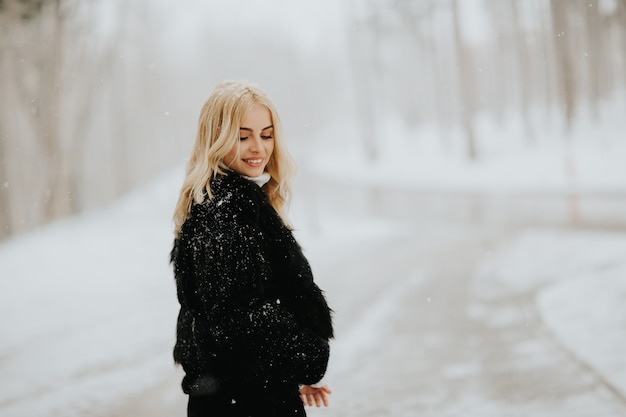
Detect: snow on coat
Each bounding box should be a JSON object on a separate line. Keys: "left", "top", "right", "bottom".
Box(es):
{"left": 171, "top": 171, "right": 333, "bottom": 396}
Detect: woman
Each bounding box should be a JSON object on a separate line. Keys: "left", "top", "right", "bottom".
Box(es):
{"left": 170, "top": 80, "right": 334, "bottom": 416}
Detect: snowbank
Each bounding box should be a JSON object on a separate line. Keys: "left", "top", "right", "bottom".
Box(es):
{"left": 0, "top": 171, "right": 182, "bottom": 417}
{"left": 473, "top": 229, "right": 626, "bottom": 398}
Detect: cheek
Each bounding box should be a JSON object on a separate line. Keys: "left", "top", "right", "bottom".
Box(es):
{"left": 266, "top": 140, "right": 275, "bottom": 156}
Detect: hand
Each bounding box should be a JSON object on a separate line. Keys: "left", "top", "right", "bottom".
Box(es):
{"left": 299, "top": 384, "right": 332, "bottom": 407}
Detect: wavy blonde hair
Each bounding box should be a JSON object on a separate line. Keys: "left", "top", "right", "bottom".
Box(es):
{"left": 172, "top": 80, "right": 295, "bottom": 236}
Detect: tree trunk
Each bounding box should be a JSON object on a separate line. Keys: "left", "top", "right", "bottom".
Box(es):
{"left": 1, "top": 16, "right": 22, "bottom": 237}
{"left": 492, "top": 1, "right": 509, "bottom": 125}
{"left": 0, "top": 114, "right": 11, "bottom": 240}
{"left": 550, "top": 0, "right": 577, "bottom": 132}
{"left": 583, "top": 0, "right": 602, "bottom": 121}
{"left": 341, "top": 0, "right": 378, "bottom": 160}
{"left": 424, "top": 1, "right": 452, "bottom": 148}
{"left": 451, "top": 0, "right": 477, "bottom": 160}
{"left": 617, "top": 0, "right": 626, "bottom": 95}
{"left": 539, "top": 0, "right": 555, "bottom": 124}
{"left": 36, "top": 0, "right": 73, "bottom": 220}
{"left": 510, "top": 0, "right": 534, "bottom": 142}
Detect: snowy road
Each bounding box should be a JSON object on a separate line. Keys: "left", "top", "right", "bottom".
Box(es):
{"left": 310, "top": 231, "right": 626, "bottom": 417}
{"left": 3, "top": 173, "right": 626, "bottom": 417}
{"left": 108, "top": 221, "right": 626, "bottom": 417}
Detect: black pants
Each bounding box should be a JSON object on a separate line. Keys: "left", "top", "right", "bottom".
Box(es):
{"left": 187, "top": 382, "right": 305, "bottom": 417}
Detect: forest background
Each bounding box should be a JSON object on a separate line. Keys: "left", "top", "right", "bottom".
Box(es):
{"left": 1, "top": 0, "right": 626, "bottom": 240}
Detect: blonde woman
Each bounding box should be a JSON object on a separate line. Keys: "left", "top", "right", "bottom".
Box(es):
{"left": 171, "top": 80, "right": 333, "bottom": 416}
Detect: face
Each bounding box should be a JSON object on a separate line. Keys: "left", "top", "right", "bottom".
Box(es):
{"left": 223, "top": 103, "right": 275, "bottom": 177}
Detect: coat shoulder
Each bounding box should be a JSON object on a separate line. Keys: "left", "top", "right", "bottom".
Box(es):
{"left": 208, "top": 173, "right": 264, "bottom": 220}
{"left": 181, "top": 173, "right": 263, "bottom": 233}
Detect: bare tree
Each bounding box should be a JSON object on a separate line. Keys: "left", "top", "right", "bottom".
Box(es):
{"left": 487, "top": 0, "right": 512, "bottom": 124}
{"left": 395, "top": 0, "right": 453, "bottom": 144}
{"left": 550, "top": 0, "right": 577, "bottom": 131}
{"left": 0, "top": 0, "right": 134, "bottom": 238}
{"left": 0, "top": 119, "right": 9, "bottom": 240}
{"left": 510, "top": 0, "right": 535, "bottom": 141}
{"left": 0, "top": 0, "right": 52, "bottom": 236}
{"left": 342, "top": 0, "right": 380, "bottom": 160}
{"left": 584, "top": 0, "right": 603, "bottom": 120}
{"left": 0, "top": 23, "right": 11, "bottom": 240}
{"left": 451, "top": 0, "right": 477, "bottom": 159}
{"left": 539, "top": 0, "right": 556, "bottom": 123}
{"left": 619, "top": 1, "right": 626, "bottom": 93}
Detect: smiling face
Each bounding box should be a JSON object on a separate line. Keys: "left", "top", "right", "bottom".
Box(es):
{"left": 223, "top": 103, "right": 275, "bottom": 177}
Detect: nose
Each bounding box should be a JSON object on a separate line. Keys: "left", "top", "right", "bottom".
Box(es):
{"left": 249, "top": 135, "right": 262, "bottom": 153}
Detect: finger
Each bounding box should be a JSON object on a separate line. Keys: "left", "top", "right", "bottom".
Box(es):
{"left": 320, "top": 390, "right": 329, "bottom": 407}
{"left": 307, "top": 394, "right": 314, "bottom": 407}
{"left": 322, "top": 385, "right": 332, "bottom": 394}
{"left": 314, "top": 392, "right": 322, "bottom": 407}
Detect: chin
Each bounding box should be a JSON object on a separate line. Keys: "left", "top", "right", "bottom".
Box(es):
{"left": 250, "top": 167, "right": 267, "bottom": 177}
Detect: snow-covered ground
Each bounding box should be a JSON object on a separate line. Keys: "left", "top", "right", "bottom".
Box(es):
{"left": 473, "top": 229, "right": 626, "bottom": 400}
{"left": 305, "top": 103, "right": 626, "bottom": 411}
{"left": 1, "top": 104, "right": 626, "bottom": 415}
{"left": 0, "top": 169, "right": 405, "bottom": 417}
{"left": 0, "top": 172, "right": 181, "bottom": 417}
{"left": 2, "top": 169, "right": 625, "bottom": 415}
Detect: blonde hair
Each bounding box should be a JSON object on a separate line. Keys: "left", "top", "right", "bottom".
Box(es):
{"left": 173, "top": 80, "right": 295, "bottom": 236}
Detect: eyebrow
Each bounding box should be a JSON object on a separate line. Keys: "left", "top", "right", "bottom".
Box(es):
{"left": 239, "top": 125, "right": 274, "bottom": 132}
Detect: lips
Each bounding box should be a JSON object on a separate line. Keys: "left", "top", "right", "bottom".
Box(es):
{"left": 243, "top": 158, "right": 264, "bottom": 166}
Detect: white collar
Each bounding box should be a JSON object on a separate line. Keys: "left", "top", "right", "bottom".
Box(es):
{"left": 243, "top": 172, "right": 271, "bottom": 187}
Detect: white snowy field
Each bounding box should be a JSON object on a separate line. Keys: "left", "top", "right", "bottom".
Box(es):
{"left": 1, "top": 104, "right": 626, "bottom": 415}
{"left": 0, "top": 172, "right": 182, "bottom": 417}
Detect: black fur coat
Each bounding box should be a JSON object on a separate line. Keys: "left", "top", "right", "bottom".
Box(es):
{"left": 171, "top": 171, "right": 333, "bottom": 397}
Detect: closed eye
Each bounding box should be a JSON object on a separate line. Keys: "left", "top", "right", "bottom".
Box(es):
{"left": 261, "top": 135, "right": 273, "bottom": 139}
